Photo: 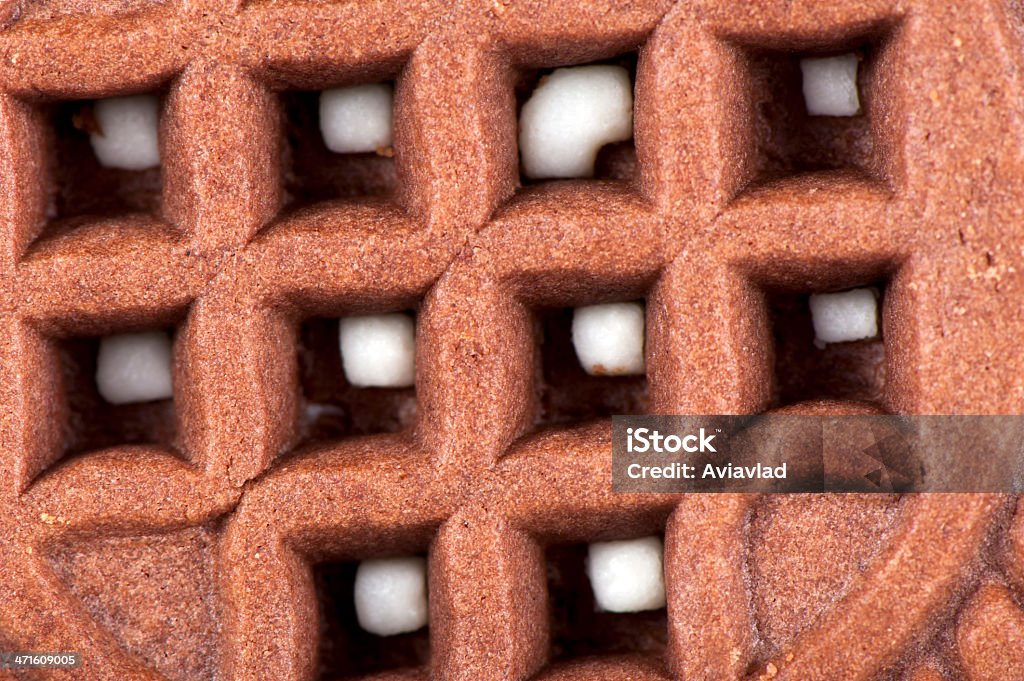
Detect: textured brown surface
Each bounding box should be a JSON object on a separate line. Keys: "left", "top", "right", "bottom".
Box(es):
{"left": 2, "top": 0, "right": 1024, "bottom": 680}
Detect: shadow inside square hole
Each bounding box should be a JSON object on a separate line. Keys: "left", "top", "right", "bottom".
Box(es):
{"left": 769, "top": 287, "right": 886, "bottom": 407}
{"left": 59, "top": 334, "right": 177, "bottom": 457}
{"left": 281, "top": 91, "right": 397, "bottom": 210}
{"left": 537, "top": 308, "right": 647, "bottom": 425}
{"left": 546, "top": 543, "right": 666, "bottom": 662}
{"left": 49, "top": 100, "right": 163, "bottom": 221}
{"left": 314, "top": 561, "right": 429, "bottom": 679}
{"left": 742, "top": 38, "right": 887, "bottom": 185}
{"left": 515, "top": 53, "right": 638, "bottom": 186}
{"left": 298, "top": 318, "right": 417, "bottom": 442}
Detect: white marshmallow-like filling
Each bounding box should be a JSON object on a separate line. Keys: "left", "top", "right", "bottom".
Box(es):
{"left": 354, "top": 557, "right": 428, "bottom": 637}
{"left": 519, "top": 65, "right": 633, "bottom": 179}
{"left": 571, "top": 302, "right": 645, "bottom": 376}
{"left": 320, "top": 84, "right": 394, "bottom": 154}
{"left": 95, "top": 331, "right": 174, "bottom": 405}
{"left": 800, "top": 53, "right": 860, "bottom": 117}
{"left": 809, "top": 288, "right": 879, "bottom": 346}
{"left": 586, "top": 536, "right": 666, "bottom": 613}
{"left": 89, "top": 95, "right": 161, "bottom": 170}
{"left": 338, "top": 313, "right": 415, "bottom": 388}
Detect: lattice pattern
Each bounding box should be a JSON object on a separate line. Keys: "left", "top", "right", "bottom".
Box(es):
{"left": 2, "top": 0, "right": 1024, "bottom": 679}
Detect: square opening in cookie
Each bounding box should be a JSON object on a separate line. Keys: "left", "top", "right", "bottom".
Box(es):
{"left": 736, "top": 28, "right": 895, "bottom": 188}
{"left": 536, "top": 303, "right": 648, "bottom": 426}
{"left": 515, "top": 53, "right": 637, "bottom": 186}
{"left": 49, "top": 94, "right": 165, "bottom": 223}
{"left": 297, "top": 315, "right": 417, "bottom": 444}
{"left": 313, "top": 557, "right": 430, "bottom": 679}
{"left": 769, "top": 284, "right": 886, "bottom": 407}
{"left": 281, "top": 84, "right": 397, "bottom": 211}
{"left": 546, "top": 539, "right": 667, "bottom": 663}
{"left": 59, "top": 327, "right": 178, "bottom": 458}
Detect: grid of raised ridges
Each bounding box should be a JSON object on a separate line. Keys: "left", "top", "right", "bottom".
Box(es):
{"left": 2, "top": 0, "right": 1024, "bottom": 679}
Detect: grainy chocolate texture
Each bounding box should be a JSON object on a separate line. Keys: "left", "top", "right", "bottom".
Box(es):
{"left": 1, "top": 1, "right": 1024, "bottom": 680}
